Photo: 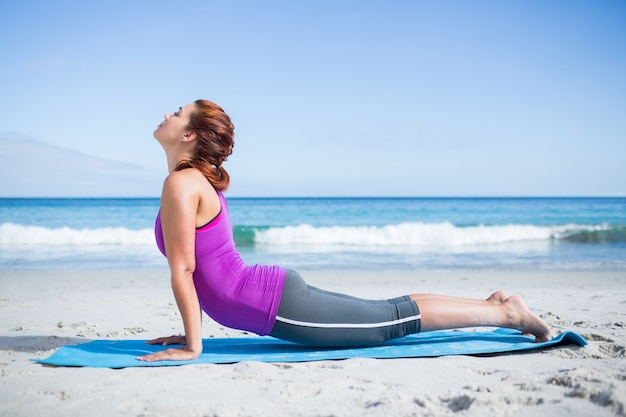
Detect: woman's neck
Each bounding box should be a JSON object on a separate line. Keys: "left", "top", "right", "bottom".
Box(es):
{"left": 165, "top": 150, "right": 193, "bottom": 173}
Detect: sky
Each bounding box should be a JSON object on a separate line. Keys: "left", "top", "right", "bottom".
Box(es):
{"left": 0, "top": 0, "right": 625, "bottom": 197}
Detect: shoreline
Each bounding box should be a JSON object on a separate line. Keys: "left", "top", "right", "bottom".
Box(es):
{"left": 1, "top": 269, "right": 625, "bottom": 416}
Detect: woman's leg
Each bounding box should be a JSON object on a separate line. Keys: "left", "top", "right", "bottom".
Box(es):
{"left": 410, "top": 291, "right": 509, "bottom": 305}
{"left": 271, "top": 270, "right": 552, "bottom": 345}
{"left": 413, "top": 294, "right": 552, "bottom": 342}
{"left": 271, "top": 270, "right": 421, "bottom": 347}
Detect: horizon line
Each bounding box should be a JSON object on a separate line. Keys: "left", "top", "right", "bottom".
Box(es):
{"left": 1, "top": 195, "right": 625, "bottom": 199}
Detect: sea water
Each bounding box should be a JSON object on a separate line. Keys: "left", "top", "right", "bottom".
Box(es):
{"left": 0, "top": 197, "right": 624, "bottom": 270}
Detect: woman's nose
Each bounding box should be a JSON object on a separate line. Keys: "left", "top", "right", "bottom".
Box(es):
{"left": 164, "top": 113, "right": 171, "bottom": 120}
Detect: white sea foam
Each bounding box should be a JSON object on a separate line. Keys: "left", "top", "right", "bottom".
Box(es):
{"left": 0, "top": 222, "right": 620, "bottom": 270}
{"left": 254, "top": 222, "right": 607, "bottom": 247}
{"left": 0, "top": 223, "right": 154, "bottom": 246}
{"left": 0, "top": 222, "right": 610, "bottom": 248}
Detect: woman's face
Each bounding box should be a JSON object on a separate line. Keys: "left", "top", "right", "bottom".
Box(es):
{"left": 153, "top": 102, "right": 195, "bottom": 144}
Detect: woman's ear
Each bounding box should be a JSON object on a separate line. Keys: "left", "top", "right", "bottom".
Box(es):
{"left": 182, "top": 131, "right": 197, "bottom": 142}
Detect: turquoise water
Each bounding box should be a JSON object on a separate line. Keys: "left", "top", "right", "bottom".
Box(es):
{"left": 0, "top": 197, "right": 624, "bottom": 270}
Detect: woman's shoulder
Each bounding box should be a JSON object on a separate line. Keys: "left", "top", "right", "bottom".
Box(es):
{"left": 163, "top": 168, "right": 214, "bottom": 197}
{"left": 164, "top": 167, "right": 209, "bottom": 187}
{"left": 162, "top": 168, "right": 220, "bottom": 207}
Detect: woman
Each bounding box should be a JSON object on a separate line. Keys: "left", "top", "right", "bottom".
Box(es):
{"left": 138, "top": 99, "right": 552, "bottom": 362}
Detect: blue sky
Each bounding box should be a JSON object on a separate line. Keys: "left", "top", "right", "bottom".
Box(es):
{"left": 0, "top": 0, "right": 624, "bottom": 197}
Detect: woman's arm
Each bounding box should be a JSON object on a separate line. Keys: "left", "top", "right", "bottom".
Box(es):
{"left": 138, "top": 171, "right": 203, "bottom": 362}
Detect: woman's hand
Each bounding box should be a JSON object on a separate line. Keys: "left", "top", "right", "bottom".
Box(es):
{"left": 137, "top": 335, "right": 199, "bottom": 362}
{"left": 137, "top": 345, "right": 200, "bottom": 362}
{"left": 145, "top": 334, "right": 187, "bottom": 346}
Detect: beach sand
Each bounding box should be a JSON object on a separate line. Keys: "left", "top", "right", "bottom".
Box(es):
{"left": 0, "top": 269, "right": 624, "bottom": 416}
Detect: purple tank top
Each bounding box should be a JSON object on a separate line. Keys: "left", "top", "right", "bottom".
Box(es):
{"left": 155, "top": 191, "right": 285, "bottom": 335}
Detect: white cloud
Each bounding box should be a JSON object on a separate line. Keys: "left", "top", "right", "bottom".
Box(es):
{"left": 0, "top": 135, "right": 162, "bottom": 197}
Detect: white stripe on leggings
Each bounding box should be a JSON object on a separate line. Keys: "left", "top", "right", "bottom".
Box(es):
{"left": 274, "top": 314, "right": 421, "bottom": 329}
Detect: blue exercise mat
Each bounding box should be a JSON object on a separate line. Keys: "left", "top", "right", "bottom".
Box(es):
{"left": 33, "top": 329, "right": 586, "bottom": 368}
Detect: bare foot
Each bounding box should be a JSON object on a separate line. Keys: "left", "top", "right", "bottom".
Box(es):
{"left": 487, "top": 291, "right": 509, "bottom": 304}
{"left": 503, "top": 295, "right": 553, "bottom": 342}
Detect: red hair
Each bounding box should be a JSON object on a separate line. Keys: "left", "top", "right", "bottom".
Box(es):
{"left": 175, "top": 99, "right": 234, "bottom": 191}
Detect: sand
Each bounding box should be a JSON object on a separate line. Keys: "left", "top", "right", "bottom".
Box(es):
{"left": 0, "top": 269, "right": 624, "bottom": 417}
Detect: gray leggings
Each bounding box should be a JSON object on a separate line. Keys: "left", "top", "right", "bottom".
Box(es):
{"left": 269, "top": 270, "right": 421, "bottom": 347}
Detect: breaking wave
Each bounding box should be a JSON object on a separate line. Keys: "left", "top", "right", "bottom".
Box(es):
{"left": 0, "top": 223, "right": 153, "bottom": 246}
{"left": 1, "top": 222, "right": 623, "bottom": 248}
{"left": 251, "top": 223, "right": 623, "bottom": 247}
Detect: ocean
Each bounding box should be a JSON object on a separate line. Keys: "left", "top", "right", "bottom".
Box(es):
{"left": 0, "top": 197, "right": 624, "bottom": 271}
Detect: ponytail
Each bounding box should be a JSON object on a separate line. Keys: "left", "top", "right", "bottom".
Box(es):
{"left": 176, "top": 99, "right": 234, "bottom": 191}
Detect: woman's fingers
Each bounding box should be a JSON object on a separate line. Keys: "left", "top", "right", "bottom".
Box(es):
{"left": 137, "top": 347, "right": 197, "bottom": 362}
{"left": 145, "top": 335, "right": 186, "bottom": 346}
